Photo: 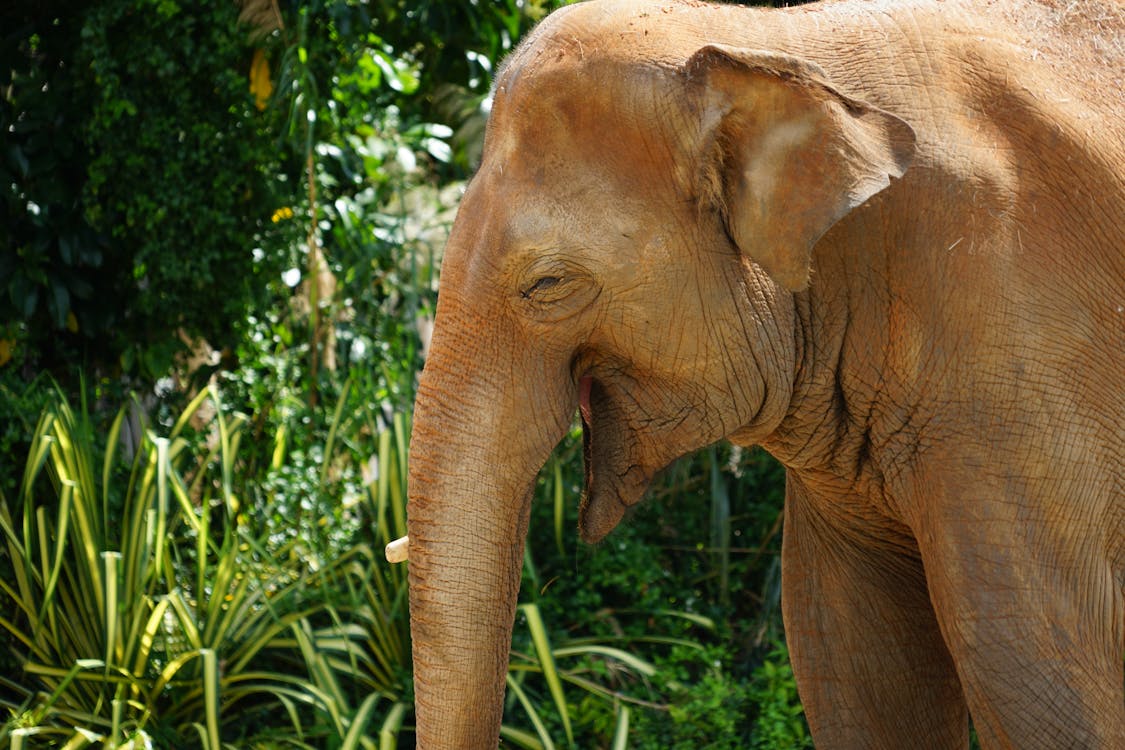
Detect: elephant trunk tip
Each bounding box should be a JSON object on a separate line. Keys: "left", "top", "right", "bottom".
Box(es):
{"left": 386, "top": 535, "right": 410, "bottom": 563}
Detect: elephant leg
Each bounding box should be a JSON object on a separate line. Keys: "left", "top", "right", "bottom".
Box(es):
{"left": 781, "top": 478, "right": 969, "bottom": 750}
{"left": 919, "top": 486, "right": 1125, "bottom": 750}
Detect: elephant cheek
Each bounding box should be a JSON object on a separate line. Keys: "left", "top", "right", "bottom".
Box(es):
{"left": 577, "top": 378, "right": 650, "bottom": 543}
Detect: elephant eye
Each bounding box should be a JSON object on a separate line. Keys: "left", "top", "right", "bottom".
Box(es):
{"left": 520, "top": 276, "right": 563, "bottom": 299}
{"left": 514, "top": 257, "right": 598, "bottom": 320}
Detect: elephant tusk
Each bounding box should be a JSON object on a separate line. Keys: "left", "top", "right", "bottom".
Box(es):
{"left": 385, "top": 535, "right": 410, "bottom": 563}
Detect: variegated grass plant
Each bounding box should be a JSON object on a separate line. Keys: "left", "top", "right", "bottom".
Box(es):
{"left": 279, "top": 406, "right": 414, "bottom": 750}
{"left": 0, "top": 383, "right": 719, "bottom": 748}
{"left": 0, "top": 388, "right": 369, "bottom": 748}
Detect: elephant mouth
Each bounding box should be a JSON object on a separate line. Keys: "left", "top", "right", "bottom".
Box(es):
{"left": 577, "top": 374, "right": 650, "bottom": 543}
{"left": 579, "top": 374, "right": 594, "bottom": 428}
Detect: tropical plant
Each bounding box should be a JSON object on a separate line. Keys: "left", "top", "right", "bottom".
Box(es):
{"left": 286, "top": 405, "right": 415, "bottom": 746}
{"left": 0, "top": 388, "right": 359, "bottom": 746}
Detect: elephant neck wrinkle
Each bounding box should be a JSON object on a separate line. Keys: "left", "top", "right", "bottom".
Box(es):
{"left": 761, "top": 282, "right": 911, "bottom": 524}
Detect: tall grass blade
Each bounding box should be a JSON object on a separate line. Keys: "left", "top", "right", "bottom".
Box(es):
{"left": 36, "top": 479, "right": 73, "bottom": 629}
{"left": 552, "top": 458, "right": 564, "bottom": 556}
{"left": 650, "top": 608, "right": 716, "bottom": 630}
{"left": 153, "top": 437, "right": 169, "bottom": 583}
{"left": 341, "top": 693, "right": 382, "bottom": 750}
{"left": 373, "top": 428, "right": 393, "bottom": 543}
{"left": 292, "top": 620, "right": 346, "bottom": 728}
{"left": 102, "top": 551, "right": 120, "bottom": 673}
{"left": 498, "top": 725, "right": 546, "bottom": 750}
{"left": 201, "top": 648, "right": 221, "bottom": 750}
{"left": 18, "top": 411, "right": 54, "bottom": 546}
{"left": 101, "top": 405, "right": 127, "bottom": 508}
{"left": 131, "top": 596, "right": 171, "bottom": 677}
{"left": 505, "top": 673, "right": 555, "bottom": 750}
{"left": 708, "top": 448, "right": 731, "bottom": 607}
{"left": 520, "top": 603, "right": 572, "bottom": 745}
{"left": 0, "top": 490, "right": 33, "bottom": 619}
{"left": 551, "top": 645, "right": 656, "bottom": 678}
{"left": 523, "top": 544, "right": 540, "bottom": 594}
{"left": 271, "top": 421, "right": 288, "bottom": 470}
{"left": 378, "top": 701, "right": 408, "bottom": 750}
{"left": 611, "top": 705, "right": 630, "bottom": 750}
{"left": 110, "top": 696, "right": 123, "bottom": 748}
{"left": 321, "top": 378, "right": 352, "bottom": 486}
{"left": 11, "top": 727, "right": 40, "bottom": 750}
{"left": 390, "top": 411, "right": 408, "bottom": 536}
{"left": 62, "top": 727, "right": 103, "bottom": 748}
{"left": 167, "top": 385, "right": 214, "bottom": 441}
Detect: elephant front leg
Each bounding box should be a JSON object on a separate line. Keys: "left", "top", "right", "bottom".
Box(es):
{"left": 918, "top": 483, "right": 1125, "bottom": 750}
{"left": 781, "top": 478, "right": 969, "bottom": 750}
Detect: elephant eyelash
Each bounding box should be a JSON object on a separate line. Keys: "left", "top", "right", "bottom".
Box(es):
{"left": 520, "top": 276, "right": 563, "bottom": 298}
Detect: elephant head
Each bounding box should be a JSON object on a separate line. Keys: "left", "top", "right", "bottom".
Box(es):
{"left": 396, "top": 4, "right": 914, "bottom": 747}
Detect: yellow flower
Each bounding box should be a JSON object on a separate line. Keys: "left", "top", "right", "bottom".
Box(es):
{"left": 249, "top": 48, "right": 273, "bottom": 111}
{"left": 271, "top": 206, "right": 294, "bottom": 222}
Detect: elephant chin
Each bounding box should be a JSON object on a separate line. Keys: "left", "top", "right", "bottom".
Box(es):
{"left": 577, "top": 377, "right": 652, "bottom": 543}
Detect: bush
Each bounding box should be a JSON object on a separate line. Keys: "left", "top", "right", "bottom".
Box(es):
{"left": 512, "top": 436, "right": 804, "bottom": 747}
{"left": 1, "top": 0, "right": 290, "bottom": 382}
{"left": 0, "top": 390, "right": 361, "bottom": 746}
{"left": 748, "top": 643, "right": 813, "bottom": 749}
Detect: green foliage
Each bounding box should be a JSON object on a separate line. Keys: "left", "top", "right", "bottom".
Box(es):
{"left": 748, "top": 643, "right": 813, "bottom": 750}
{"left": 0, "top": 389, "right": 365, "bottom": 746}
{"left": 0, "top": 372, "right": 56, "bottom": 500}
{"left": 80, "top": 0, "right": 289, "bottom": 376}
{"left": 0, "top": 380, "right": 684, "bottom": 748}
{"left": 624, "top": 643, "right": 752, "bottom": 749}
{"left": 504, "top": 602, "right": 674, "bottom": 748}
{"left": 618, "top": 640, "right": 810, "bottom": 750}
{"left": 507, "top": 436, "right": 803, "bottom": 748}
{"left": 0, "top": 4, "right": 102, "bottom": 342}
{"left": 1, "top": 1, "right": 289, "bottom": 380}
{"left": 359, "top": 0, "right": 560, "bottom": 172}
{"left": 287, "top": 406, "right": 414, "bottom": 744}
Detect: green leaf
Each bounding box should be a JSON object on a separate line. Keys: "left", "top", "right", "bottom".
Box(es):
{"left": 378, "top": 701, "right": 408, "bottom": 750}
{"left": 9, "top": 144, "right": 30, "bottom": 177}
{"left": 342, "top": 693, "right": 383, "bottom": 750}
{"left": 611, "top": 705, "right": 630, "bottom": 750}
{"left": 9, "top": 272, "right": 39, "bottom": 318}
{"left": 421, "top": 137, "right": 451, "bottom": 163}
{"left": 520, "top": 603, "right": 572, "bottom": 745}
{"left": 201, "top": 649, "right": 221, "bottom": 750}
{"left": 551, "top": 645, "right": 656, "bottom": 678}
{"left": 505, "top": 674, "right": 554, "bottom": 750}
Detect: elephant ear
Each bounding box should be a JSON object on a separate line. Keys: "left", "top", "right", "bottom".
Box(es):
{"left": 686, "top": 44, "right": 916, "bottom": 291}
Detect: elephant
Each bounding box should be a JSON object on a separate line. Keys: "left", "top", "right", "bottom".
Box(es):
{"left": 389, "top": 0, "right": 1125, "bottom": 747}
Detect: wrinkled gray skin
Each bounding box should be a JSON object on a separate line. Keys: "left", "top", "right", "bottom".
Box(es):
{"left": 402, "top": 0, "right": 1125, "bottom": 748}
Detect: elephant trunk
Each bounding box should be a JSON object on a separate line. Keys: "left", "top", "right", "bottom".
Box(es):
{"left": 403, "top": 313, "right": 571, "bottom": 749}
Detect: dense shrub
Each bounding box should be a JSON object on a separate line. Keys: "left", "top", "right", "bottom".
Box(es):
{"left": 1, "top": 0, "right": 290, "bottom": 381}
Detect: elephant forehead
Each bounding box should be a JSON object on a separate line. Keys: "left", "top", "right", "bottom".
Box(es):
{"left": 444, "top": 160, "right": 688, "bottom": 302}
{"left": 488, "top": 28, "right": 698, "bottom": 160}
{"left": 461, "top": 165, "right": 652, "bottom": 260}
{"left": 491, "top": 80, "right": 663, "bottom": 167}
{"left": 477, "top": 95, "right": 698, "bottom": 251}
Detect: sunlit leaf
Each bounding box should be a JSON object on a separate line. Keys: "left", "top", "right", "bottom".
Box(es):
{"left": 519, "top": 603, "right": 572, "bottom": 745}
